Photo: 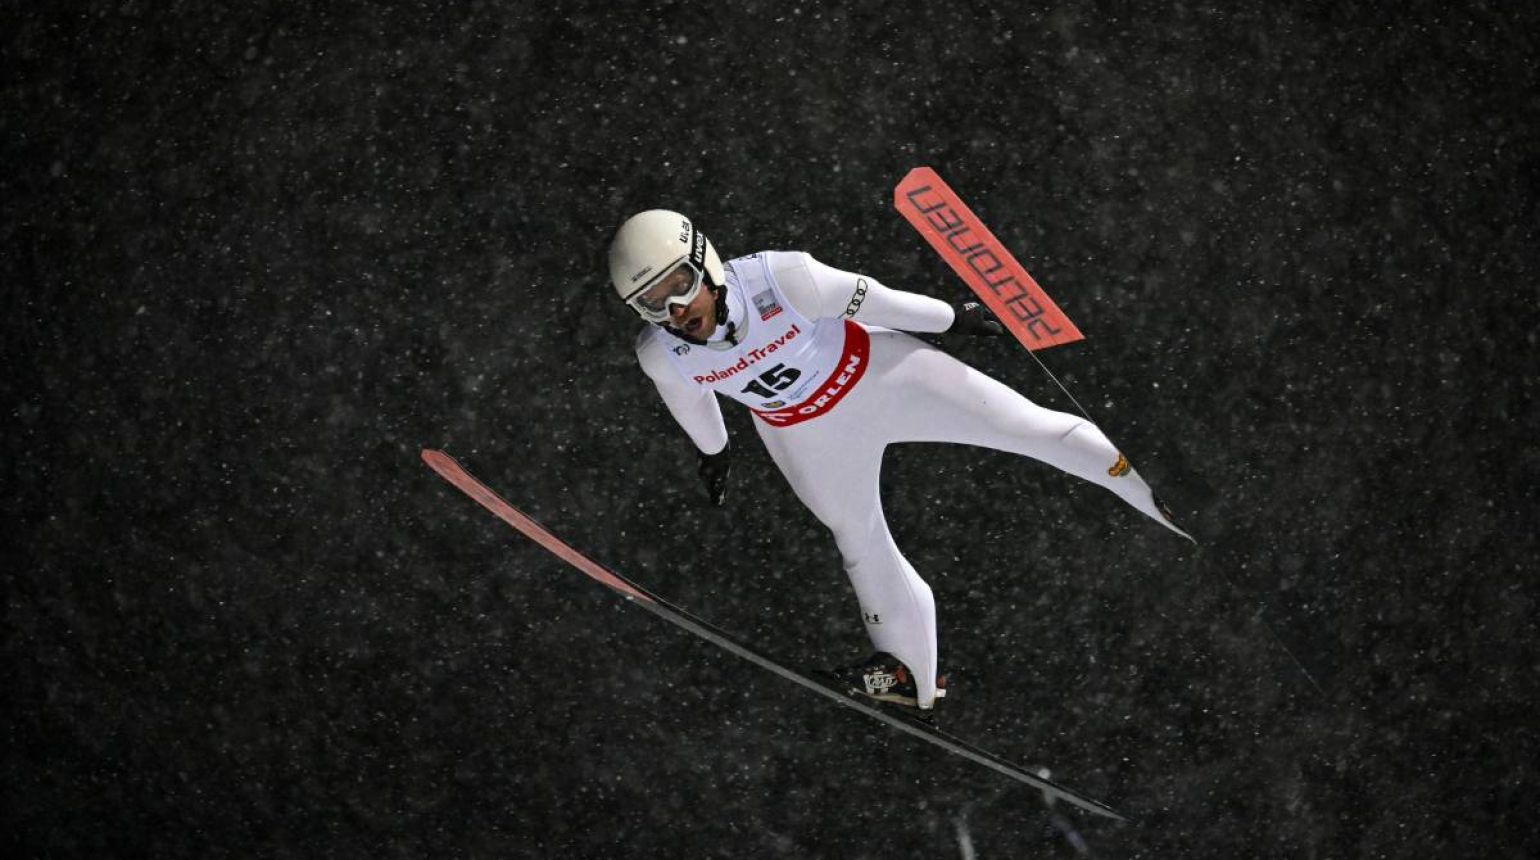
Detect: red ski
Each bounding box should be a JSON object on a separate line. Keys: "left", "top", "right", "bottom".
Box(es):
{"left": 894, "top": 166, "right": 1083, "bottom": 352}
{"left": 422, "top": 448, "right": 1129, "bottom": 822}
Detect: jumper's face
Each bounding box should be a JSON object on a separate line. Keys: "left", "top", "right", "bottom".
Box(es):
{"left": 668, "top": 282, "right": 718, "bottom": 338}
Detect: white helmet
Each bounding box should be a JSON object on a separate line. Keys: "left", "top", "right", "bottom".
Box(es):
{"left": 608, "top": 210, "right": 725, "bottom": 323}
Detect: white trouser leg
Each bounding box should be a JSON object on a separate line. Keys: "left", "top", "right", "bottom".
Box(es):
{"left": 861, "top": 330, "right": 1188, "bottom": 537}
{"left": 755, "top": 413, "right": 940, "bottom": 708}
{"left": 752, "top": 329, "right": 1183, "bottom": 709}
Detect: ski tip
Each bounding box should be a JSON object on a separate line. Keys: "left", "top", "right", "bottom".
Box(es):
{"left": 1076, "top": 798, "right": 1132, "bottom": 824}
{"left": 1032, "top": 769, "right": 1131, "bottom": 822}
{"left": 421, "top": 449, "right": 460, "bottom": 476}
{"left": 1101, "top": 805, "right": 1133, "bottom": 824}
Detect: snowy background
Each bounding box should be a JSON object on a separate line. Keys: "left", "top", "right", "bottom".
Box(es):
{"left": 7, "top": 2, "right": 1538, "bottom": 857}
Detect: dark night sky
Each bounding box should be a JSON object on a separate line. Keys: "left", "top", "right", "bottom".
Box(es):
{"left": 6, "top": 2, "right": 1538, "bottom": 857}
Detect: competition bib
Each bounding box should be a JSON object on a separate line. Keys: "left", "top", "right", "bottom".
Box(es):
{"left": 659, "top": 253, "right": 870, "bottom": 427}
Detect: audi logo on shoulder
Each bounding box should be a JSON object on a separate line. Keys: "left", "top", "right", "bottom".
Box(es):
{"left": 844, "top": 278, "right": 868, "bottom": 318}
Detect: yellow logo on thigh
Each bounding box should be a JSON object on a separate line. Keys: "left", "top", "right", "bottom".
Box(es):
{"left": 1108, "top": 454, "right": 1131, "bottom": 477}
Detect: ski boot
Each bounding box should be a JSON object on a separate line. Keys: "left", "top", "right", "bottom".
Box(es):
{"left": 1153, "top": 495, "right": 1197, "bottom": 543}
{"left": 831, "top": 651, "right": 946, "bottom": 710}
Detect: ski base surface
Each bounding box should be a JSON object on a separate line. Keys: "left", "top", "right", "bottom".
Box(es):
{"left": 422, "top": 449, "right": 1129, "bottom": 822}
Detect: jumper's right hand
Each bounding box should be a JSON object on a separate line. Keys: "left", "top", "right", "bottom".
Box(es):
{"left": 698, "top": 443, "right": 732, "bottom": 506}
{"left": 949, "top": 301, "right": 1006, "bottom": 337}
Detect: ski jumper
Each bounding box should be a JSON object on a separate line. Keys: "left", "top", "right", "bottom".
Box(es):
{"left": 636, "top": 251, "right": 1183, "bottom": 708}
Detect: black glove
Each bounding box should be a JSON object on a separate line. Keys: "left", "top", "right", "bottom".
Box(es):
{"left": 697, "top": 443, "right": 732, "bottom": 506}
{"left": 949, "top": 301, "right": 1005, "bottom": 337}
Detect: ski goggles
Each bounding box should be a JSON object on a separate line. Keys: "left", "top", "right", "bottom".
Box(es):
{"left": 625, "top": 259, "right": 705, "bottom": 323}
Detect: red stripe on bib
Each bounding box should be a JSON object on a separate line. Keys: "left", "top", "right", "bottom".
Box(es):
{"left": 752, "top": 321, "right": 870, "bottom": 427}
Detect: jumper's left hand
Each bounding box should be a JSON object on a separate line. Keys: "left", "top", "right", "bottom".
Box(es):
{"left": 697, "top": 443, "right": 732, "bottom": 506}
{"left": 949, "top": 301, "right": 1005, "bottom": 337}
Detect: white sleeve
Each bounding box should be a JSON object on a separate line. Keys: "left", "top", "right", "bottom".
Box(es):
{"left": 768, "top": 251, "right": 956, "bottom": 333}
{"left": 635, "top": 331, "right": 729, "bottom": 455}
